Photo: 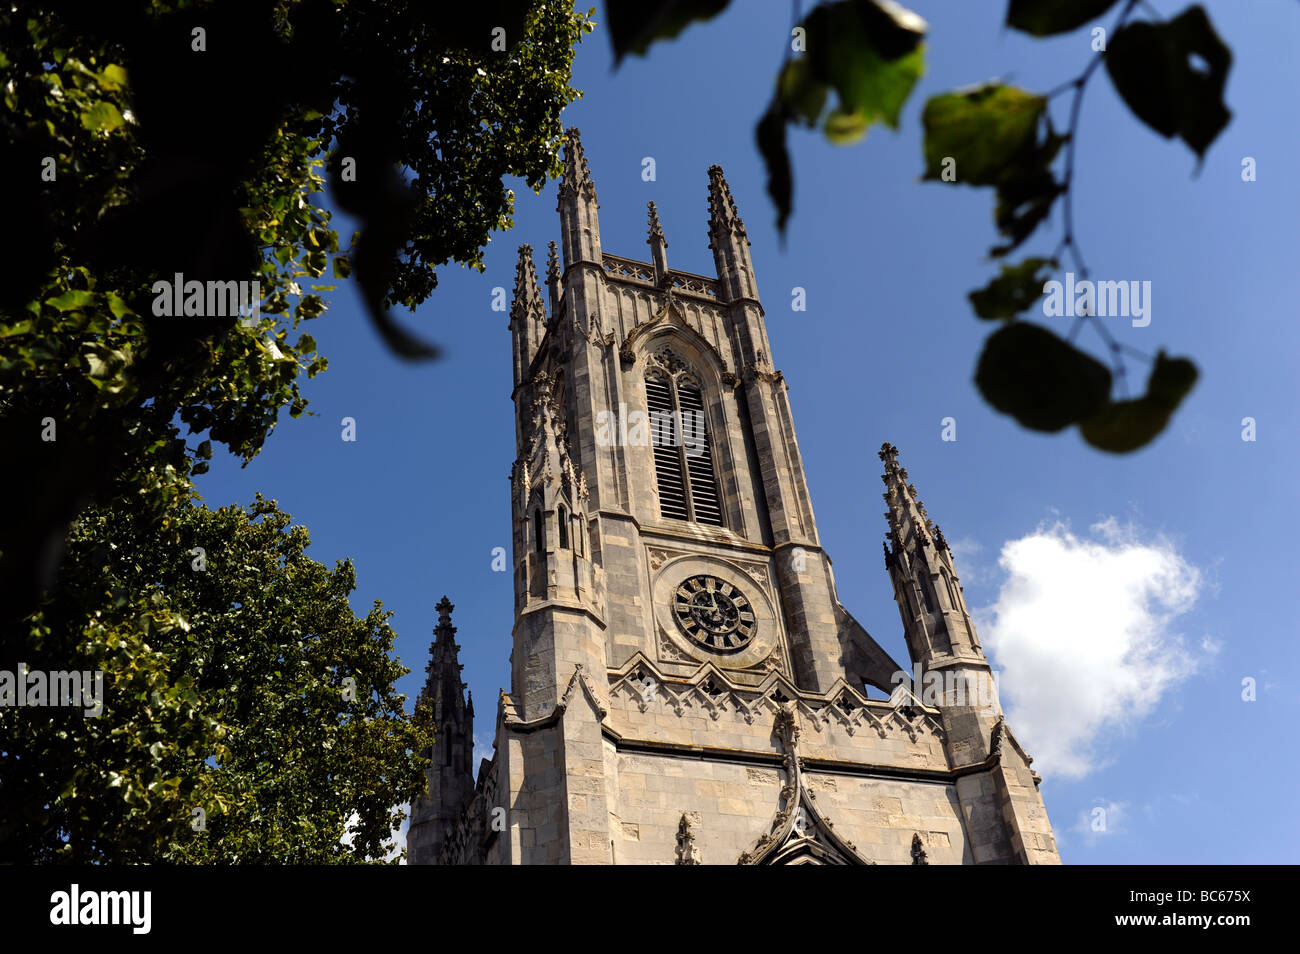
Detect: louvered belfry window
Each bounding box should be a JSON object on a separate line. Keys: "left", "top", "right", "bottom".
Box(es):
{"left": 645, "top": 348, "right": 723, "bottom": 526}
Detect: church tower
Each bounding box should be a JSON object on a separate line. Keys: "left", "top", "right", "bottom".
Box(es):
{"left": 411, "top": 130, "right": 1060, "bottom": 865}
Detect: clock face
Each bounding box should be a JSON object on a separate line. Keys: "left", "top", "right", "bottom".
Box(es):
{"left": 673, "top": 574, "right": 756, "bottom": 652}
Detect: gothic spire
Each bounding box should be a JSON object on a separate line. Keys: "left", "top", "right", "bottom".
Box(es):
{"left": 509, "top": 244, "right": 546, "bottom": 387}
{"left": 706, "top": 165, "right": 757, "bottom": 302}
{"left": 707, "top": 164, "right": 748, "bottom": 241}
{"left": 879, "top": 442, "right": 932, "bottom": 552}
{"left": 879, "top": 442, "right": 986, "bottom": 670}
{"left": 558, "top": 127, "right": 596, "bottom": 202}
{"left": 647, "top": 200, "right": 668, "bottom": 284}
{"left": 408, "top": 596, "right": 475, "bottom": 864}
{"left": 512, "top": 244, "right": 546, "bottom": 324}
{"left": 418, "top": 596, "right": 469, "bottom": 731}
{"left": 556, "top": 127, "right": 602, "bottom": 268}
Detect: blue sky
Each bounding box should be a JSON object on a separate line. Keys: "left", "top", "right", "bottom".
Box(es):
{"left": 196, "top": 0, "right": 1299, "bottom": 863}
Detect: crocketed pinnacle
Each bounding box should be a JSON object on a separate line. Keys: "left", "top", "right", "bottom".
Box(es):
{"left": 879, "top": 442, "right": 933, "bottom": 548}
{"left": 511, "top": 245, "right": 545, "bottom": 324}
{"left": 559, "top": 127, "right": 596, "bottom": 201}
{"left": 647, "top": 200, "right": 666, "bottom": 245}
{"left": 707, "top": 164, "right": 748, "bottom": 241}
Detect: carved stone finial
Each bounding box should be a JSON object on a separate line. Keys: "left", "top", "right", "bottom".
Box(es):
{"left": 675, "top": 814, "right": 702, "bottom": 865}
{"left": 435, "top": 595, "right": 455, "bottom": 628}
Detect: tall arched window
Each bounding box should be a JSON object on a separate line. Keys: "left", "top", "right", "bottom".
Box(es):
{"left": 645, "top": 348, "right": 722, "bottom": 526}
{"left": 558, "top": 505, "right": 570, "bottom": 549}
{"left": 533, "top": 509, "right": 544, "bottom": 553}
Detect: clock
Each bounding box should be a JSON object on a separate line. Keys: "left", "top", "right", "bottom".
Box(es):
{"left": 673, "top": 574, "right": 756, "bottom": 652}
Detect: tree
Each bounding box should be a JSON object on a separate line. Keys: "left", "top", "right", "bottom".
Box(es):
{"left": 607, "top": 0, "right": 1226, "bottom": 453}
{"left": 0, "top": 0, "right": 595, "bottom": 625}
{"left": 0, "top": 492, "right": 432, "bottom": 864}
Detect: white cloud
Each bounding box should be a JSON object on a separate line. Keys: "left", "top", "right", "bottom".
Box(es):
{"left": 976, "top": 518, "right": 1210, "bottom": 780}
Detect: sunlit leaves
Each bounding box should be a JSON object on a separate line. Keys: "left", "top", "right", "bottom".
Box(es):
{"left": 922, "top": 83, "right": 1049, "bottom": 186}
{"left": 4, "top": 496, "right": 431, "bottom": 863}
{"left": 922, "top": 83, "right": 1065, "bottom": 257}
{"left": 79, "top": 100, "right": 124, "bottom": 132}
{"left": 758, "top": 0, "right": 927, "bottom": 232}
{"left": 803, "top": 0, "right": 925, "bottom": 134}
{"left": 1105, "top": 5, "right": 1231, "bottom": 159}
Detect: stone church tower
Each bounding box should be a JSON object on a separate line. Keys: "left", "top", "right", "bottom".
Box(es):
{"left": 408, "top": 130, "right": 1060, "bottom": 865}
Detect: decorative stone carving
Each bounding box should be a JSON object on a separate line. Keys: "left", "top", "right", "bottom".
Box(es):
{"left": 648, "top": 547, "right": 674, "bottom": 572}
{"left": 675, "top": 814, "right": 702, "bottom": 865}
{"left": 737, "top": 704, "right": 876, "bottom": 865}
{"left": 911, "top": 833, "right": 929, "bottom": 865}
{"left": 656, "top": 625, "right": 692, "bottom": 664}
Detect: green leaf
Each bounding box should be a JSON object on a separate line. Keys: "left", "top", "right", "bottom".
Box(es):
{"left": 778, "top": 59, "right": 828, "bottom": 127}
{"left": 969, "top": 257, "right": 1058, "bottom": 320}
{"left": 804, "top": 0, "right": 926, "bottom": 130}
{"left": 1080, "top": 352, "right": 1198, "bottom": 452}
{"left": 605, "top": 0, "right": 731, "bottom": 64}
{"left": 975, "top": 322, "right": 1111, "bottom": 432}
{"left": 105, "top": 292, "right": 132, "bottom": 319}
{"left": 98, "top": 63, "right": 129, "bottom": 90}
{"left": 1006, "top": 0, "right": 1120, "bottom": 37}
{"left": 303, "top": 250, "right": 327, "bottom": 277}
{"left": 990, "top": 161, "right": 1064, "bottom": 257}
{"left": 1105, "top": 6, "right": 1232, "bottom": 159}
{"left": 756, "top": 100, "right": 793, "bottom": 234}
{"left": 922, "top": 83, "right": 1047, "bottom": 186}
{"left": 332, "top": 255, "right": 352, "bottom": 279}
{"left": 923, "top": 82, "right": 1066, "bottom": 255}
{"left": 48, "top": 289, "right": 95, "bottom": 311}
{"left": 197, "top": 440, "right": 213, "bottom": 460}
{"left": 80, "top": 101, "right": 124, "bottom": 133}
